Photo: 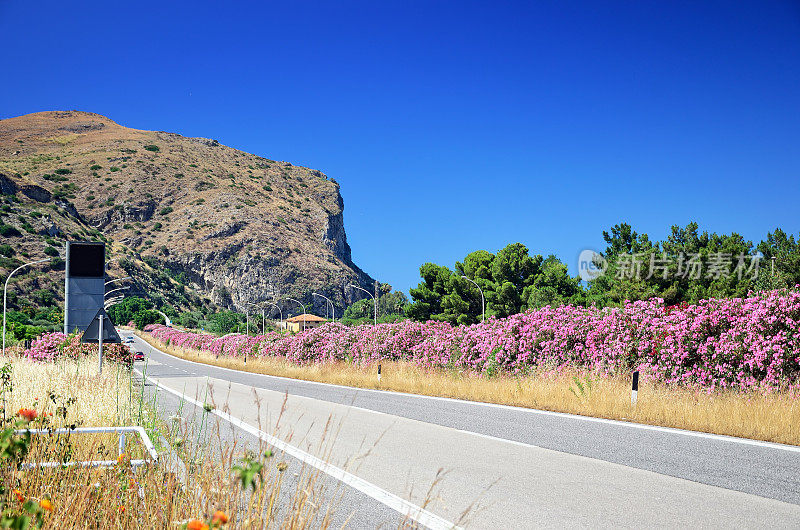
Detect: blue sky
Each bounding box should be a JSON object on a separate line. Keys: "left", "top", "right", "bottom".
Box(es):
{"left": 2, "top": 1, "right": 799, "bottom": 293}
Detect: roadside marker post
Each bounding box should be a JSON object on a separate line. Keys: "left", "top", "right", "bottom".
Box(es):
{"left": 81, "top": 308, "right": 121, "bottom": 374}
{"left": 377, "top": 364, "right": 382, "bottom": 383}
{"left": 631, "top": 370, "right": 639, "bottom": 405}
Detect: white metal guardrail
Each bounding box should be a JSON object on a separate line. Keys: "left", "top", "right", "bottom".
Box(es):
{"left": 14, "top": 426, "right": 159, "bottom": 469}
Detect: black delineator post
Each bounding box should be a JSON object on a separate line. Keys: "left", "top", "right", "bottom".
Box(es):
{"left": 377, "top": 364, "right": 382, "bottom": 383}
{"left": 631, "top": 370, "right": 639, "bottom": 405}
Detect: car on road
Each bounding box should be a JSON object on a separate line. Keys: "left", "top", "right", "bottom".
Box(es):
{"left": 133, "top": 350, "right": 145, "bottom": 361}
{"left": 123, "top": 337, "right": 134, "bottom": 344}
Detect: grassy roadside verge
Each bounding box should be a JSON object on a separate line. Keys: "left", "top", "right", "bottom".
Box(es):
{"left": 137, "top": 332, "right": 800, "bottom": 447}
{"left": 0, "top": 353, "right": 342, "bottom": 528}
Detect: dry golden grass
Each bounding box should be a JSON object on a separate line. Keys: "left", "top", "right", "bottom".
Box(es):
{"left": 1, "top": 354, "right": 134, "bottom": 428}
{"left": 0, "top": 354, "right": 347, "bottom": 528}
{"left": 138, "top": 334, "right": 800, "bottom": 447}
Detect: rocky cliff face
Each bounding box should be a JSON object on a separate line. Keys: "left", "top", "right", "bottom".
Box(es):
{"left": 0, "top": 111, "right": 375, "bottom": 317}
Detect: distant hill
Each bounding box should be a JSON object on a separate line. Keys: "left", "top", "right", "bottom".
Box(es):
{"left": 0, "top": 110, "right": 375, "bottom": 318}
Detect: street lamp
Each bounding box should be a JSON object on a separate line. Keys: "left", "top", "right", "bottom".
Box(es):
{"left": 263, "top": 302, "right": 283, "bottom": 330}
{"left": 246, "top": 302, "right": 261, "bottom": 335}
{"left": 104, "top": 286, "right": 130, "bottom": 300}
{"left": 349, "top": 284, "right": 377, "bottom": 326}
{"left": 3, "top": 258, "right": 49, "bottom": 355}
{"left": 284, "top": 297, "right": 307, "bottom": 331}
{"left": 105, "top": 276, "right": 131, "bottom": 287}
{"left": 312, "top": 293, "right": 335, "bottom": 322}
{"left": 104, "top": 295, "right": 125, "bottom": 309}
{"left": 462, "top": 276, "right": 485, "bottom": 323}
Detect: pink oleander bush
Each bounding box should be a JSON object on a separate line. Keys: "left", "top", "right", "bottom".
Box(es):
{"left": 22, "top": 333, "right": 133, "bottom": 366}
{"left": 145, "top": 289, "right": 800, "bottom": 393}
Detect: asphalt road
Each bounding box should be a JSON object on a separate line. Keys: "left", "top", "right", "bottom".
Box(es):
{"left": 123, "top": 330, "right": 800, "bottom": 528}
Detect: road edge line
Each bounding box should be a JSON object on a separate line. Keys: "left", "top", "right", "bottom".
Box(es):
{"left": 133, "top": 368, "right": 461, "bottom": 530}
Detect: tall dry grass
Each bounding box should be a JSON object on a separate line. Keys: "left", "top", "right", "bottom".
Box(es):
{"left": 139, "top": 334, "right": 800, "bottom": 447}
{"left": 0, "top": 354, "right": 348, "bottom": 528}
{"left": 1, "top": 354, "right": 134, "bottom": 428}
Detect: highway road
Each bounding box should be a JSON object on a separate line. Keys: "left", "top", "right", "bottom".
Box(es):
{"left": 123, "top": 330, "right": 800, "bottom": 528}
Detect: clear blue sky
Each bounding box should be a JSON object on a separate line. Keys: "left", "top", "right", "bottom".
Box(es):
{"left": 2, "top": 1, "right": 799, "bottom": 293}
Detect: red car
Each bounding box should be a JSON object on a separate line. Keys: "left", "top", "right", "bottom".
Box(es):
{"left": 133, "top": 350, "right": 145, "bottom": 361}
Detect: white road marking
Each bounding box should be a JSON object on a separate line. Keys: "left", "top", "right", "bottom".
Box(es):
{"left": 131, "top": 333, "right": 800, "bottom": 455}
{"left": 134, "top": 369, "right": 461, "bottom": 530}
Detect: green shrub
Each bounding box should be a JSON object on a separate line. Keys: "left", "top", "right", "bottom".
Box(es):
{"left": 144, "top": 144, "right": 160, "bottom": 152}
{"left": 43, "top": 246, "right": 58, "bottom": 256}
{"left": 33, "top": 289, "right": 55, "bottom": 305}
{"left": 158, "top": 206, "right": 173, "bottom": 215}
{"left": 49, "top": 257, "right": 65, "bottom": 271}
{"left": 110, "top": 166, "right": 120, "bottom": 172}
{"left": 43, "top": 174, "right": 68, "bottom": 182}
{"left": 90, "top": 164, "right": 102, "bottom": 170}
{"left": 0, "top": 224, "right": 21, "bottom": 237}
{"left": 54, "top": 168, "right": 72, "bottom": 175}
{"left": 0, "top": 244, "right": 14, "bottom": 257}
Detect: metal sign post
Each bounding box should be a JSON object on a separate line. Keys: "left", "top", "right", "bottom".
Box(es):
{"left": 98, "top": 313, "right": 103, "bottom": 373}
{"left": 81, "top": 308, "right": 121, "bottom": 374}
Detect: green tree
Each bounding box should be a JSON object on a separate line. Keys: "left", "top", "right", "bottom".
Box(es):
{"left": 408, "top": 243, "right": 579, "bottom": 324}
{"left": 757, "top": 228, "right": 800, "bottom": 289}
{"left": 132, "top": 309, "right": 164, "bottom": 330}
{"left": 207, "top": 311, "right": 242, "bottom": 334}
{"left": 589, "top": 222, "right": 757, "bottom": 306}
{"left": 525, "top": 255, "right": 583, "bottom": 308}
{"left": 107, "top": 297, "right": 152, "bottom": 325}
{"left": 406, "top": 263, "right": 453, "bottom": 321}
{"left": 342, "top": 289, "right": 409, "bottom": 325}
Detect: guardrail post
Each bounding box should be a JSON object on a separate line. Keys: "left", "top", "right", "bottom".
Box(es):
{"left": 119, "top": 432, "right": 126, "bottom": 455}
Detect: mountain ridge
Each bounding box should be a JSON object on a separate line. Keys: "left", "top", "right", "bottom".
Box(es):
{"left": 0, "top": 110, "right": 376, "bottom": 317}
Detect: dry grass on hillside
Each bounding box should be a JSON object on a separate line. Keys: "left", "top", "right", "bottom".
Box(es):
{"left": 138, "top": 334, "right": 800, "bottom": 447}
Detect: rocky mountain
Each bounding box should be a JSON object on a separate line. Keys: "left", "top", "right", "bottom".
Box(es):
{"left": 0, "top": 111, "right": 375, "bottom": 318}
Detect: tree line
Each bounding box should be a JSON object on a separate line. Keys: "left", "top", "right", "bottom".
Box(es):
{"left": 404, "top": 223, "right": 800, "bottom": 325}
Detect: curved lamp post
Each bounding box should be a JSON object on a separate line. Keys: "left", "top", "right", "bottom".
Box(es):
{"left": 312, "top": 293, "right": 335, "bottom": 322}
{"left": 104, "top": 276, "right": 131, "bottom": 287}
{"left": 461, "top": 276, "right": 485, "bottom": 323}
{"left": 104, "top": 296, "right": 125, "bottom": 310}
{"left": 3, "top": 258, "right": 49, "bottom": 355}
{"left": 246, "top": 302, "right": 263, "bottom": 335}
{"left": 265, "top": 302, "right": 282, "bottom": 328}
{"left": 104, "top": 286, "right": 130, "bottom": 300}
{"left": 154, "top": 309, "right": 172, "bottom": 327}
{"left": 260, "top": 302, "right": 283, "bottom": 330}
{"left": 349, "top": 284, "right": 377, "bottom": 326}
{"left": 284, "top": 297, "right": 307, "bottom": 331}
